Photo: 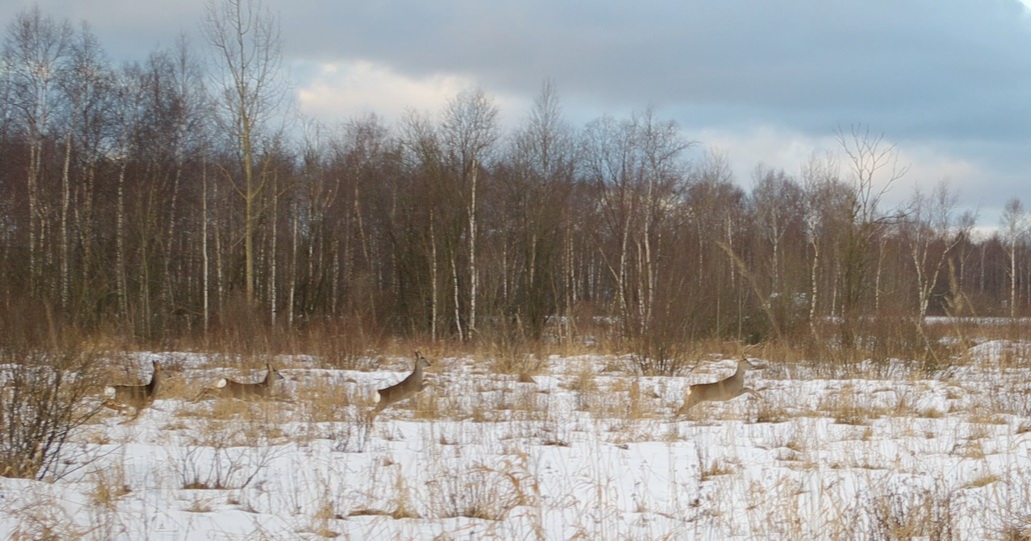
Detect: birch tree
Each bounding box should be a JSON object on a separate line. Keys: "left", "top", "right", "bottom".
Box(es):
{"left": 907, "top": 181, "right": 965, "bottom": 320}
{"left": 60, "top": 24, "right": 114, "bottom": 318}
{"left": 1000, "top": 197, "right": 1027, "bottom": 318}
{"left": 4, "top": 7, "right": 72, "bottom": 295}
{"left": 440, "top": 88, "right": 499, "bottom": 340}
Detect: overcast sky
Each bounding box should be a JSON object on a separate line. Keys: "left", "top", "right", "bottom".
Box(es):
{"left": 3, "top": 0, "right": 1031, "bottom": 231}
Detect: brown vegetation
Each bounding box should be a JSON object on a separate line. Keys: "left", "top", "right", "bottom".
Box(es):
{"left": 0, "top": 5, "right": 1026, "bottom": 374}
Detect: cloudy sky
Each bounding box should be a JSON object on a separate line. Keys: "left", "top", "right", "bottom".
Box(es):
{"left": 4, "top": 0, "right": 1031, "bottom": 231}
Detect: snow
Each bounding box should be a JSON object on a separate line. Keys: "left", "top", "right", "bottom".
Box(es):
{"left": 3, "top": 342, "right": 1031, "bottom": 539}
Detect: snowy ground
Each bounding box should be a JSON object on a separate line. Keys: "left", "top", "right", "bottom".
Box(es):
{"left": 3, "top": 342, "right": 1031, "bottom": 539}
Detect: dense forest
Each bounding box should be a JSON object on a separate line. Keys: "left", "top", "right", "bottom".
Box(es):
{"left": 1, "top": 4, "right": 1027, "bottom": 363}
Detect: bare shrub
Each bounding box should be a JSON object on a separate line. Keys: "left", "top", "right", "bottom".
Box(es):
{"left": 626, "top": 339, "right": 691, "bottom": 377}
{"left": 301, "top": 320, "right": 384, "bottom": 370}
{"left": 484, "top": 329, "right": 546, "bottom": 377}
{"left": 0, "top": 349, "right": 103, "bottom": 480}
{"left": 425, "top": 456, "right": 535, "bottom": 521}
{"left": 210, "top": 293, "right": 270, "bottom": 355}
{"left": 865, "top": 478, "right": 959, "bottom": 541}
{"left": 170, "top": 418, "right": 287, "bottom": 490}
{"left": 7, "top": 484, "right": 85, "bottom": 540}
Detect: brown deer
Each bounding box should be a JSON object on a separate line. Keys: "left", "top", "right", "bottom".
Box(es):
{"left": 371, "top": 352, "right": 431, "bottom": 416}
{"left": 104, "top": 360, "right": 161, "bottom": 421}
{"left": 676, "top": 355, "right": 760, "bottom": 415}
{"left": 196, "top": 363, "right": 285, "bottom": 400}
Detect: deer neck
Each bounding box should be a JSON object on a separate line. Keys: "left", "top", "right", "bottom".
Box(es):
{"left": 148, "top": 367, "right": 161, "bottom": 392}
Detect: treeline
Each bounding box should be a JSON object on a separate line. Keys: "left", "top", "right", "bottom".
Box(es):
{"left": 0, "top": 4, "right": 1027, "bottom": 359}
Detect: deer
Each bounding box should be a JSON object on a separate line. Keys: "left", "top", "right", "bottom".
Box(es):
{"left": 676, "top": 355, "right": 761, "bottom": 415}
{"left": 103, "top": 360, "right": 161, "bottom": 422}
{"left": 196, "top": 362, "right": 285, "bottom": 400}
{"left": 370, "top": 352, "right": 431, "bottom": 417}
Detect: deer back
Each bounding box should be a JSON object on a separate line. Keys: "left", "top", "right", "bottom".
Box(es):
{"left": 220, "top": 363, "right": 283, "bottom": 399}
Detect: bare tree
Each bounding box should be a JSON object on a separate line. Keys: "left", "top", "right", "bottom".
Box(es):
{"left": 503, "top": 80, "right": 577, "bottom": 339}
{"left": 583, "top": 108, "right": 692, "bottom": 371}
{"left": 152, "top": 37, "right": 209, "bottom": 324}
{"left": 835, "top": 125, "right": 908, "bottom": 346}
{"left": 1000, "top": 197, "right": 1027, "bottom": 318}
{"left": 4, "top": 6, "right": 72, "bottom": 294}
{"left": 397, "top": 109, "right": 446, "bottom": 338}
{"left": 750, "top": 164, "right": 805, "bottom": 334}
{"left": 110, "top": 64, "right": 147, "bottom": 325}
{"left": 440, "top": 88, "right": 499, "bottom": 340}
{"left": 202, "top": 0, "right": 285, "bottom": 302}
{"left": 685, "top": 149, "right": 743, "bottom": 337}
{"left": 59, "top": 23, "right": 116, "bottom": 319}
{"left": 906, "top": 181, "right": 966, "bottom": 320}
{"left": 800, "top": 152, "right": 846, "bottom": 333}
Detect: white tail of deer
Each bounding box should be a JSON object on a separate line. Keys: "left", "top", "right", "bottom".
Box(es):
{"left": 676, "top": 355, "right": 760, "bottom": 415}
{"left": 196, "top": 362, "right": 285, "bottom": 400}
{"left": 104, "top": 360, "right": 161, "bottom": 421}
{"left": 371, "top": 352, "right": 431, "bottom": 416}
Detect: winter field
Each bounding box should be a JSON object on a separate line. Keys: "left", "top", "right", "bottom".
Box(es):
{"left": 3, "top": 340, "right": 1031, "bottom": 540}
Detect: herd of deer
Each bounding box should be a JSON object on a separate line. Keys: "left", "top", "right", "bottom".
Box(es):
{"left": 102, "top": 352, "right": 763, "bottom": 423}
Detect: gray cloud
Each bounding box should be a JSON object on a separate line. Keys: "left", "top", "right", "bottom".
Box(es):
{"left": 300, "top": 1, "right": 1031, "bottom": 138}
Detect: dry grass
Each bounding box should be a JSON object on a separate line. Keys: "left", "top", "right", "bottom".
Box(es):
{"left": 425, "top": 457, "right": 535, "bottom": 521}
{"left": 754, "top": 393, "right": 791, "bottom": 423}
{"left": 88, "top": 464, "right": 130, "bottom": 509}
{"left": 819, "top": 385, "right": 876, "bottom": 425}
{"left": 14, "top": 307, "right": 1031, "bottom": 538}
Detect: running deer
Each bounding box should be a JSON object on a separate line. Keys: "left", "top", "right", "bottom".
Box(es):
{"left": 676, "top": 355, "right": 760, "bottom": 415}
{"left": 371, "top": 352, "right": 431, "bottom": 416}
{"left": 197, "top": 363, "right": 285, "bottom": 400}
{"left": 104, "top": 360, "right": 161, "bottom": 420}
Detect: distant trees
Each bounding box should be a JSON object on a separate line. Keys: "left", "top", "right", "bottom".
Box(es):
{"left": 497, "top": 81, "right": 576, "bottom": 340}
{"left": 1, "top": 3, "right": 1030, "bottom": 360}
{"left": 439, "top": 88, "right": 499, "bottom": 341}
{"left": 4, "top": 6, "right": 73, "bottom": 296}
{"left": 579, "top": 108, "right": 695, "bottom": 371}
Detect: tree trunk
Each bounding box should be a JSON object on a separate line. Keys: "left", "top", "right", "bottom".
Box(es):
{"left": 202, "top": 161, "right": 210, "bottom": 333}
{"left": 467, "top": 162, "right": 478, "bottom": 337}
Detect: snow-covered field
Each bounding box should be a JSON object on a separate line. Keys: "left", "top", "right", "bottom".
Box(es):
{"left": 3, "top": 342, "right": 1031, "bottom": 539}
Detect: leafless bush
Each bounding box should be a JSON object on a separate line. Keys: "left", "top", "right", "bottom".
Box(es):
{"left": 171, "top": 417, "right": 287, "bottom": 490}
{"left": 482, "top": 324, "right": 546, "bottom": 376}
{"left": 865, "top": 477, "right": 959, "bottom": 541}
{"left": 0, "top": 349, "right": 103, "bottom": 480}
{"left": 425, "top": 457, "right": 535, "bottom": 521}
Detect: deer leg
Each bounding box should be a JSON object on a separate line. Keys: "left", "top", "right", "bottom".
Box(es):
{"left": 117, "top": 407, "right": 143, "bottom": 425}
{"left": 102, "top": 400, "right": 132, "bottom": 415}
